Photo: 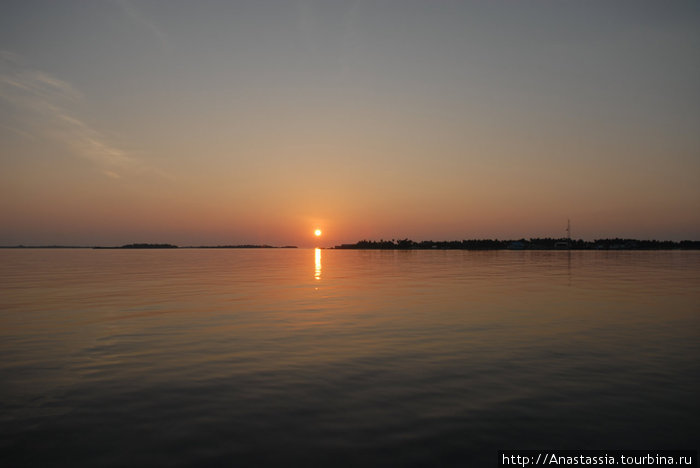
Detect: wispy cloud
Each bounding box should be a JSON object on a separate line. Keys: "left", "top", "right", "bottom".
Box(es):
{"left": 0, "top": 51, "right": 168, "bottom": 180}
{"left": 114, "top": 0, "right": 169, "bottom": 47}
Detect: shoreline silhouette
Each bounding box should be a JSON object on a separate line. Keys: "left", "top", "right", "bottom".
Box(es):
{"left": 333, "top": 238, "right": 700, "bottom": 250}
{"left": 93, "top": 243, "right": 178, "bottom": 249}
{"left": 1, "top": 239, "right": 698, "bottom": 250}
{"left": 0, "top": 244, "right": 298, "bottom": 249}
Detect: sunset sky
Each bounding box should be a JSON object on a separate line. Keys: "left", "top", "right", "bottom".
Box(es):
{"left": 1, "top": 1, "right": 699, "bottom": 247}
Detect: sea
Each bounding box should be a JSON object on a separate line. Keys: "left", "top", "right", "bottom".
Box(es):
{"left": 1, "top": 249, "right": 698, "bottom": 466}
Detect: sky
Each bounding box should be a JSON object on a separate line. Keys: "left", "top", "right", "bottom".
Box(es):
{"left": 1, "top": 0, "right": 699, "bottom": 247}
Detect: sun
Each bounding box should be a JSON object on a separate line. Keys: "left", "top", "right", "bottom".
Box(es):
{"left": 314, "top": 229, "right": 322, "bottom": 237}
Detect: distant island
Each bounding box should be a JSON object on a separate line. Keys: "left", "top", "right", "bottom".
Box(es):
{"left": 93, "top": 243, "right": 178, "bottom": 249}
{"left": 0, "top": 245, "right": 91, "bottom": 249}
{"left": 187, "top": 245, "right": 298, "bottom": 249}
{"left": 93, "top": 244, "right": 298, "bottom": 249}
{"left": 334, "top": 238, "right": 700, "bottom": 250}
{"left": 2, "top": 239, "right": 698, "bottom": 250}
{"left": 0, "top": 244, "right": 299, "bottom": 249}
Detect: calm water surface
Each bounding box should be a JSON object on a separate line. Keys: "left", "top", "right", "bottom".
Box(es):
{"left": 1, "top": 249, "right": 698, "bottom": 466}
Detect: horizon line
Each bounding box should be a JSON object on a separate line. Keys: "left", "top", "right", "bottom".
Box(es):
{"left": 2, "top": 236, "right": 700, "bottom": 250}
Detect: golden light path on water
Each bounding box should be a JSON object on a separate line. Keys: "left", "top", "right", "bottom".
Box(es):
{"left": 314, "top": 248, "right": 321, "bottom": 280}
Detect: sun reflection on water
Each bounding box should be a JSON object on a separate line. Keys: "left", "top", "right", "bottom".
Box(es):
{"left": 314, "top": 248, "right": 321, "bottom": 280}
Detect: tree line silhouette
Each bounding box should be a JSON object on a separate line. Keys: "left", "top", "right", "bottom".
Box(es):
{"left": 334, "top": 238, "right": 700, "bottom": 250}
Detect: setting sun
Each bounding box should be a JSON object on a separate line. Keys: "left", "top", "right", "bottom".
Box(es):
{"left": 314, "top": 229, "right": 322, "bottom": 237}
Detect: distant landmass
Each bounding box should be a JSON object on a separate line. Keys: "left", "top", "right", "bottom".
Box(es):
{"left": 2, "top": 239, "right": 698, "bottom": 250}
{"left": 93, "top": 243, "right": 178, "bottom": 249}
{"left": 0, "top": 245, "right": 91, "bottom": 249}
{"left": 0, "top": 244, "right": 298, "bottom": 249}
{"left": 188, "top": 245, "right": 298, "bottom": 249}
{"left": 94, "top": 244, "right": 298, "bottom": 249}
{"left": 334, "top": 238, "right": 700, "bottom": 250}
